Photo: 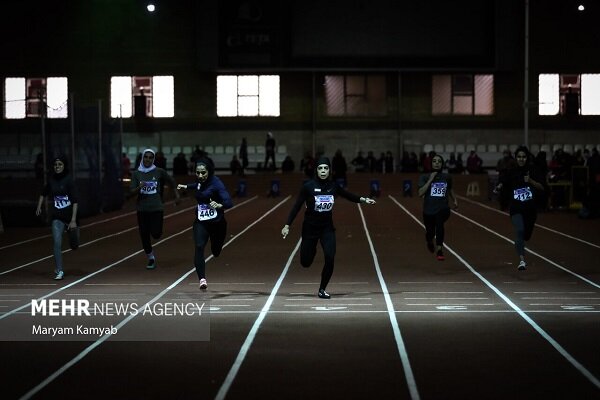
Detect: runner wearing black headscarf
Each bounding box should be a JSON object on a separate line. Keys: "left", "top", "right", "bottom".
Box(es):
{"left": 494, "top": 146, "right": 546, "bottom": 270}
{"left": 178, "top": 158, "right": 233, "bottom": 289}
{"left": 281, "top": 156, "right": 376, "bottom": 299}
{"left": 418, "top": 154, "right": 458, "bottom": 261}
{"left": 35, "top": 156, "right": 79, "bottom": 280}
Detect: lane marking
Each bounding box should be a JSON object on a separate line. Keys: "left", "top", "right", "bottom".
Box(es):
{"left": 0, "top": 198, "right": 185, "bottom": 251}
{"left": 457, "top": 195, "right": 600, "bottom": 249}
{"left": 215, "top": 238, "right": 302, "bottom": 400}
{"left": 450, "top": 209, "right": 600, "bottom": 290}
{"left": 18, "top": 196, "right": 292, "bottom": 400}
{"left": 358, "top": 204, "right": 421, "bottom": 400}
{"left": 390, "top": 195, "right": 600, "bottom": 389}
{"left": 0, "top": 201, "right": 202, "bottom": 275}
{"left": 1, "top": 196, "right": 259, "bottom": 321}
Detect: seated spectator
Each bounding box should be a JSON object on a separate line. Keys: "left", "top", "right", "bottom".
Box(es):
{"left": 351, "top": 151, "right": 366, "bottom": 172}
{"left": 155, "top": 151, "right": 167, "bottom": 169}
{"left": 466, "top": 150, "right": 483, "bottom": 174}
{"left": 300, "top": 151, "right": 315, "bottom": 178}
{"left": 173, "top": 152, "right": 189, "bottom": 176}
{"left": 281, "top": 155, "right": 295, "bottom": 173}
{"left": 446, "top": 153, "right": 457, "bottom": 173}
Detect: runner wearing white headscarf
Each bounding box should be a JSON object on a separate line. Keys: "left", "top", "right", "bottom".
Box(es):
{"left": 130, "top": 148, "right": 180, "bottom": 269}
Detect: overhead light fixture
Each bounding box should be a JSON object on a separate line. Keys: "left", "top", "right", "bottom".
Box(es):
{"left": 147, "top": 3, "right": 156, "bottom": 12}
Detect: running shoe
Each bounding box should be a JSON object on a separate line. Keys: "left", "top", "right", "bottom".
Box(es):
{"left": 54, "top": 270, "right": 64, "bottom": 280}
{"left": 318, "top": 289, "right": 331, "bottom": 299}
{"left": 199, "top": 278, "right": 208, "bottom": 289}
{"left": 518, "top": 260, "right": 527, "bottom": 271}
{"left": 436, "top": 249, "right": 445, "bottom": 261}
{"left": 426, "top": 240, "right": 435, "bottom": 253}
{"left": 146, "top": 259, "right": 156, "bottom": 270}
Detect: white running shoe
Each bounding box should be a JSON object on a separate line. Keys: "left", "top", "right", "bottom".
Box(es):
{"left": 517, "top": 260, "right": 527, "bottom": 271}
{"left": 199, "top": 278, "right": 208, "bottom": 289}
{"left": 54, "top": 270, "right": 64, "bottom": 280}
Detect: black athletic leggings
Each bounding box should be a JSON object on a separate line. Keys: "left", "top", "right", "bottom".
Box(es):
{"left": 511, "top": 212, "right": 536, "bottom": 256}
{"left": 137, "top": 211, "right": 164, "bottom": 255}
{"left": 300, "top": 221, "right": 336, "bottom": 291}
{"left": 423, "top": 208, "right": 451, "bottom": 246}
{"left": 193, "top": 218, "right": 227, "bottom": 280}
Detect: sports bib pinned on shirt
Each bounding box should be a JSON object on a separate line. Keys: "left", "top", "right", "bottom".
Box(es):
{"left": 430, "top": 182, "right": 447, "bottom": 197}
{"left": 140, "top": 181, "right": 158, "bottom": 195}
{"left": 54, "top": 195, "right": 71, "bottom": 209}
{"left": 314, "top": 195, "right": 334, "bottom": 212}
{"left": 197, "top": 204, "right": 217, "bottom": 221}
{"left": 513, "top": 187, "right": 533, "bottom": 202}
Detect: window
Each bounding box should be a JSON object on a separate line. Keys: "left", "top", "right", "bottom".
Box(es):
{"left": 110, "top": 75, "right": 174, "bottom": 118}
{"left": 216, "top": 75, "right": 280, "bottom": 117}
{"left": 3, "top": 77, "right": 68, "bottom": 119}
{"left": 538, "top": 73, "right": 600, "bottom": 116}
{"left": 432, "top": 74, "right": 494, "bottom": 116}
{"left": 324, "top": 75, "right": 386, "bottom": 117}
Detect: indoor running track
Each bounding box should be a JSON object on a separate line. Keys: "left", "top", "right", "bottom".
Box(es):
{"left": 0, "top": 191, "right": 599, "bottom": 400}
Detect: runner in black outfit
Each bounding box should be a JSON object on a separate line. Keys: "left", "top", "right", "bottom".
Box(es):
{"left": 494, "top": 146, "right": 546, "bottom": 270}
{"left": 281, "top": 156, "right": 376, "bottom": 299}
{"left": 35, "top": 156, "right": 79, "bottom": 280}
{"left": 418, "top": 154, "right": 458, "bottom": 261}
{"left": 178, "top": 159, "right": 233, "bottom": 289}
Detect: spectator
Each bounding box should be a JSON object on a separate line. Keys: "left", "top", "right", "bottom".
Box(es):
{"left": 239, "top": 137, "right": 249, "bottom": 175}
{"left": 375, "top": 152, "right": 385, "bottom": 173}
{"left": 264, "top": 132, "right": 276, "bottom": 170}
{"left": 230, "top": 154, "right": 243, "bottom": 176}
{"left": 466, "top": 150, "right": 483, "bottom": 174}
{"left": 173, "top": 152, "right": 189, "bottom": 176}
{"left": 446, "top": 153, "right": 457, "bottom": 174}
{"left": 155, "top": 151, "right": 167, "bottom": 170}
{"left": 332, "top": 149, "right": 348, "bottom": 182}
{"left": 300, "top": 151, "right": 315, "bottom": 178}
{"left": 35, "top": 152, "right": 44, "bottom": 181}
{"left": 455, "top": 153, "right": 465, "bottom": 174}
{"left": 351, "top": 151, "right": 366, "bottom": 172}
{"left": 365, "top": 151, "right": 377, "bottom": 172}
{"left": 281, "top": 155, "right": 295, "bottom": 173}
{"left": 384, "top": 151, "right": 395, "bottom": 173}
{"left": 121, "top": 153, "right": 132, "bottom": 179}
{"left": 405, "top": 152, "right": 419, "bottom": 173}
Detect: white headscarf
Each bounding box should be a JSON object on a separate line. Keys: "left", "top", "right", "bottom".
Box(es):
{"left": 137, "top": 148, "right": 157, "bottom": 173}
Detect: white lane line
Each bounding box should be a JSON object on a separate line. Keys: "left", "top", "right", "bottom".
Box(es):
{"left": 0, "top": 202, "right": 201, "bottom": 275}
{"left": 456, "top": 195, "right": 600, "bottom": 249}
{"left": 402, "top": 291, "right": 484, "bottom": 294}
{"left": 285, "top": 297, "right": 372, "bottom": 301}
{"left": 0, "top": 196, "right": 259, "bottom": 321}
{"left": 403, "top": 297, "right": 490, "bottom": 300}
{"left": 358, "top": 204, "right": 421, "bottom": 400}
{"left": 0, "top": 198, "right": 184, "bottom": 251}
{"left": 18, "top": 196, "right": 291, "bottom": 400}
{"left": 84, "top": 283, "right": 162, "bottom": 286}
{"left": 406, "top": 304, "right": 496, "bottom": 306}
{"left": 398, "top": 281, "right": 473, "bottom": 284}
{"left": 215, "top": 238, "right": 302, "bottom": 400}
{"left": 390, "top": 195, "right": 600, "bottom": 390}
{"left": 283, "top": 303, "right": 373, "bottom": 307}
{"left": 450, "top": 209, "right": 600, "bottom": 290}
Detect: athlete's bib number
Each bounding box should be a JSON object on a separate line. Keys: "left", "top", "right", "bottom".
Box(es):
{"left": 513, "top": 187, "right": 533, "bottom": 202}
{"left": 314, "top": 195, "right": 334, "bottom": 212}
{"left": 54, "top": 195, "right": 71, "bottom": 209}
{"left": 197, "top": 204, "right": 217, "bottom": 221}
{"left": 430, "top": 182, "right": 447, "bottom": 197}
{"left": 140, "top": 181, "right": 158, "bottom": 195}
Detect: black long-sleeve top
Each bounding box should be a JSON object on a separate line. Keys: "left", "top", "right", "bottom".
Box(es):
{"left": 286, "top": 179, "right": 362, "bottom": 227}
